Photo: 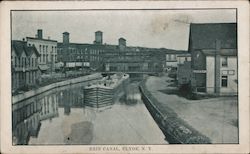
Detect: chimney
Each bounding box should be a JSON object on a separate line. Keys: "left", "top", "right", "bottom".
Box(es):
{"left": 118, "top": 37, "right": 126, "bottom": 51}
{"left": 63, "top": 32, "right": 70, "bottom": 44}
{"left": 94, "top": 31, "right": 103, "bottom": 45}
{"left": 37, "top": 29, "right": 43, "bottom": 39}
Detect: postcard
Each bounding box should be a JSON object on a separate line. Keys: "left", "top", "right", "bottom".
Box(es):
{"left": 0, "top": 1, "right": 249, "bottom": 153}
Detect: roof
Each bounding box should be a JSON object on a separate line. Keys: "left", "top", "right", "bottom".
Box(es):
{"left": 161, "top": 48, "right": 188, "bottom": 54}
{"left": 12, "top": 40, "right": 40, "bottom": 57}
{"left": 26, "top": 37, "right": 57, "bottom": 42}
{"left": 95, "top": 31, "right": 102, "bottom": 33}
{"left": 57, "top": 42, "right": 185, "bottom": 55}
{"left": 189, "top": 23, "right": 237, "bottom": 50}
{"left": 119, "top": 37, "right": 126, "bottom": 41}
{"left": 202, "top": 49, "right": 237, "bottom": 56}
{"left": 177, "top": 54, "right": 191, "bottom": 57}
{"left": 63, "top": 32, "right": 69, "bottom": 35}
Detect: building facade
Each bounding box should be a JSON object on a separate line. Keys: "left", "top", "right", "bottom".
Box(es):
{"left": 164, "top": 49, "right": 189, "bottom": 71}
{"left": 188, "top": 23, "right": 237, "bottom": 95}
{"left": 57, "top": 31, "right": 105, "bottom": 71}
{"left": 176, "top": 53, "right": 192, "bottom": 85}
{"left": 104, "top": 45, "right": 165, "bottom": 74}
{"left": 26, "top": 29, "right": 58, "bottom": 73}
{"left": 11, "top": 40, "right": 40, "bottom": 92}
{"left": 57, "top": 31, "right": 165, "bottom": 74}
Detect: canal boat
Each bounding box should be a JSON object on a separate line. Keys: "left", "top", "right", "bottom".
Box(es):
{"left": 83, "top": 73, "right": 129, "bottom": 109}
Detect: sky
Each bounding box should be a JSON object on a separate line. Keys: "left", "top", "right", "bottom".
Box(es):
{"left": 12, "top": 9, "right": 236, "bottom": 50}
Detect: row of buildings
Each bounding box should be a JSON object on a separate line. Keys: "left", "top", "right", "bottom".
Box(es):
{"left": 57, "top": 31, "right": 166, "bottom": 74}
{"left": 12, "top": 29, "right": 166, "bottom": 91}
{"left": 12, "top": 22, "right": 238, "bottom": 95}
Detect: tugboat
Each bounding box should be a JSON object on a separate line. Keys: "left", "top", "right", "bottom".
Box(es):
{"left": 83, "top": 73, "right": 129, "bottom": 109}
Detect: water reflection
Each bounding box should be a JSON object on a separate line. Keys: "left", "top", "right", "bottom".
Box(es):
{"left": 12, "top": 81, "right": 143, "bottom": 145}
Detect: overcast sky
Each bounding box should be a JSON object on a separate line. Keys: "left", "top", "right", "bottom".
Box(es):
{"left": 12, "top": 9, "right": 236, "bottom": 50}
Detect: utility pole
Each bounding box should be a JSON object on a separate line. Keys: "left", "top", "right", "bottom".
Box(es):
{"left": 214, "top": 39, "right": 221, "bottom": 94}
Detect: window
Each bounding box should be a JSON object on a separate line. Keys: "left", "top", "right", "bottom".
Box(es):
{"left": 221, "top": 76, "right": 228, "bottom": 87}
{"left": 28, "top": 58, "right": 30, "bottom": 67}
{"left": 22, "top": 58, "right": 25, "bottom": 67}
{"left": 15, "top": 57, "right": 17, "bottom": 67}
{"left": 221, "top": 57, "right": 228, "bottom": 67}
{"left": 18, "top": 58, "right": 20, "bottom": 67}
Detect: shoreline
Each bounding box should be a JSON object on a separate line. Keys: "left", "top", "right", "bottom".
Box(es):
{"left": 139, "top": 78, "right": 211, "bottom": 144}
{"left": 12, "top": 73, "right": 103, "bottom": 104}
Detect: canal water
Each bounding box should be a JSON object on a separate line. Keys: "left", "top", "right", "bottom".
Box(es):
{"left": 13, "top": 80, "right": 167, "bottom": 145}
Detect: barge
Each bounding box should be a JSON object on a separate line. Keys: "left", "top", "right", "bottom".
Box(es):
{"left": 83, "top": 73, "right": 129, "bottom": 109}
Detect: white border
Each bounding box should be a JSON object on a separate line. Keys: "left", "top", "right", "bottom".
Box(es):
{"left": 0, "top": 1, "right": 249, "bottom": 154}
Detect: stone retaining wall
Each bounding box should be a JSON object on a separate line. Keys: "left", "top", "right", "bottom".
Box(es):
{"left": 139, "top": 79, "right": 211, "bottom": 144}
{"left": 12, "top": 73, "right": 103, "bottom": 104}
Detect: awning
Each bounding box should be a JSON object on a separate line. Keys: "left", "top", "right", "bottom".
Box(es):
{"left": 38, "top": 65, "right": 49, "bottom": 71}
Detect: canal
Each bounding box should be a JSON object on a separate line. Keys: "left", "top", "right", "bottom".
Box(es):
{"left": 12, "top": 79, "right": 167, "bottom": 145}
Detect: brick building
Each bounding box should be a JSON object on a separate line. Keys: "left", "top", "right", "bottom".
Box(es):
{"left": 57, "top": 31, "right": 165, "bottom": 74}
{"left": 57, "top": 31, "right": 106, "bottom": 71}
{"left": 26, "top": 29, "right": 58, "bottom": 73}
{"left": 11, "top": 40, "right": 40, "bottom": 91}
{"left": 104, "top": 43, "right": 165, "bottom": 74}
{"left": 188, "top": 23, "right": 237, "bottom": 95}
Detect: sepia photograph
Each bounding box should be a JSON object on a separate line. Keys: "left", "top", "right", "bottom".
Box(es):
{"left": 0, "top": 1, "right": 249, "bottom": 154}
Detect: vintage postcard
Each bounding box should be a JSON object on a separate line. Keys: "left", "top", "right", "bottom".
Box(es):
{"left": 0, "top": 1, "right": 249, "bottom": 154}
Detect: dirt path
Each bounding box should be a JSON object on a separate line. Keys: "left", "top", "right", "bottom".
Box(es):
{"left": 145, "top": 75, "right": 238, "bottom": 143}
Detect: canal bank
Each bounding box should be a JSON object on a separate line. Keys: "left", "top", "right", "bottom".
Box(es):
{"left": 141, "top": 75, "right": 238, "bottom": 143}
{"left": 139, "top": 77, "right": 211, "bottom": 144}
{"left": 12, "top": 73, "right": 103, "bottom": 104}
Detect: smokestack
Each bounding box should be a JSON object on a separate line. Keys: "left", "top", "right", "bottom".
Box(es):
{"left": 118, "top": 37, "right": 126, "bottom": 51}
{"left": 94, "top": 31, "right": 103, "bottom": 45}
{"left": 63, "top": 32, "right": 70, "bottom": 44}
{"left": 37, "top": 29, "right": 43, "bottom": 39}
